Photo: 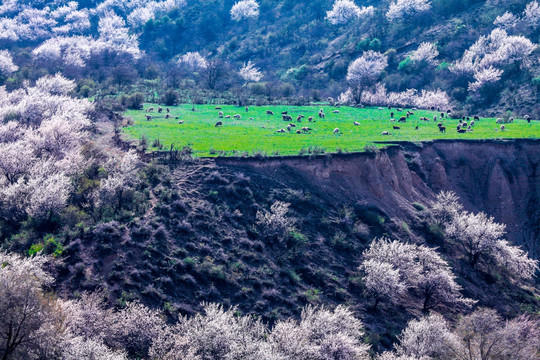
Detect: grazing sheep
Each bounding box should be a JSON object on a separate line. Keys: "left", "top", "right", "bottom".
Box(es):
{"left": 496, "top": 118, "right": 503, "bottom": 124}
{"left": 165, "top": 114, "right": 170, "bottom": 119}
{"left": 287, "top": 125, "right": 292, "bottom": 131}
{"left": 175, "top": 117, "right": 179, "bottom": 119}
{"left": 333, "top": 128, "right": 340, "bottom": 134}
{"left": 276, "top": 128, "right": 286, "bottom": 133}
{"left": 406, "top": 113, "right": 410, "bottom": 118}
{"left": 299, "top": 114, "right": 306, "bottom": 118}
{"left": 467, "top": 125, "right": 472, "bottom": 131}
{"left": 462, "top": 122, "right": 467, "bottom": 127}
{"left": 289, "top": 123, "right": 296, "bottom": 127}
{"left": 433, "top": 115, "right": 437, "bottom": 122}
{"left": 301, "top": 127, "right": 311, "bottom": 132}
{"left": 145, "top": 115, "right": 152, "bottom": 121}
{"left": 440, "top": 112, "right": 444, "bottom": 118}
{"left": 393, "top": 125, "right": 400, "bottom": 130}
{"left": 457, "top": 128, "right": 466, "bottom": 133}
{"left": 249, "top": 117, "right": 254, "bottom": 120}
{"left": 225, "top": 115, "right": 231, "bottom": 119}
{"left": 158, "top": 106, "right": 163, "bottom": 113}
{"left": 412, "top": 108, "right": 417, "bottom": 111}
{"left": 178, "top": 120, "right": 184, "bottom": 124}
{"left": 397, "top": 108, "right": 403, "bottom": 112}
{"left": 457, "top": 124, "right": 461, "bottom": 130}
{"left": 470, "top": 120, "right": 475, "bottom": 126}
{"left": 466, "top": 117, "right": 470, "bottom": 121}
{"left": 378, "top": 107, "right": 384, "bottom": 110}
{"left": 390, "top": 118, "right": 396, "bottom": 122}
{"left": 215, "top": 121, "right": 223, "bottom": 127}
{"left": 474, "top": 115, "right": 479, "bottom": 121}
{"left": 388, "top": 106, "right": 392, "bottom": 109}
{"left": 462, "top": 116, "right": 466, "bottom": 120}
{"left": 500, "top": 125, "right": 505, "bottom": 131}
{"left": 390, "top": 112, "right": 394, "bottom": 118}
{"left": 147, "top": 107, "right": 154, "bottom": 112}
{"left": 234, "top": 114, "right": 241, "bottom": 119}
{"left": 219, "top": 111, "right": 224, "bottom": 118}
{"left": 381, "top": 131, "right": 390, "bottom": 135}
{"left": 415, "top": 125, "right": 419, "bottom": 130}
{"left": 525, "top": 115, "right": 531, "bottom": 123}
{"left": 508, "top": 117, "right": 514, "bottom": 123}
{"left": 283, "top": 115, "right": 293, "bottom": 121}
{"left": 437, "top": 122, "right": 443, "bottom": 127}
{"left": 447, "top": 109, "right": 452, "bottom": 114}
{"left": 353, "top": 121, "right": 360, "bottom": 126}
{"left": 398, "top": 116, "right": 407, "bottom": 122}
{"left": 308, "top": 116, "right": 313, "bottom": 122}
{"left": 215, "top": 107, "right": 222, "bottom": 110}
{"left": 297, "top": 115, "right": 302, "bottom": 122}
{"left": 282, "top": 111, "right": 288, "bottom": 115}
{"left": 296, "top": 130, "right": 302, "bottom": 134}
{"left": 245, "top": 106, "right": 249, "bottom": 112}
{"left": 439, "top": 126, "right": 446, "bottom": 133}
{"left": 333, "top": 110, "right": 340, "bottom": 114}
{"left": 267, "top": 110, "right": 274, "bottom": 115}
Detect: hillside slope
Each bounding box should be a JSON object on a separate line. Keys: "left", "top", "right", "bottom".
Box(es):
{"left": 53, "top": 139, "right": 540, "bottom": 350}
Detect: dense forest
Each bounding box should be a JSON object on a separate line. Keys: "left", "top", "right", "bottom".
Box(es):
{"left": 0, "top": 0, "right": 539, "bottom": 114}
{"left": 0, "top": 1, "right": 539, "bottom": 359}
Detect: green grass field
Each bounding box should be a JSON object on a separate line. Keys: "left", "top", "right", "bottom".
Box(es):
{"left": 123, "top": 104, "right": 540, "bottom": 157}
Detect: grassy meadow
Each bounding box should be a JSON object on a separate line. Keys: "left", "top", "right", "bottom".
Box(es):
{"left": 123, "top": 104, "right": 540, "bottom": 157}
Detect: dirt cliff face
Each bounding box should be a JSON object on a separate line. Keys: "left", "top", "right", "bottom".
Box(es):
{"left": 218, "top": 139, "right": 540, "bottom": 258}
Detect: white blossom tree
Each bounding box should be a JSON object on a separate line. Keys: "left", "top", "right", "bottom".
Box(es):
{"left": 62, "top": 337, "right": 128, "bottom": 360}
{"left": 361, "top": 238, "right": 470, "bottom": 311}
{"left": 0, "top": 50, "right": 18, "bottom": 76}
{"left": 386, "top": 0, "right": 432, "bottom": 22}
{"left": 239, "top": 60, "right": 263, "bottom": 84}
{"left": 387, "top": 309, "right": 540, "bottom": 360}
{"left": 409, "top": 42, "right": 439, "bottom": 66}
{"left": 493, "top": 11, "right": 518, "bottom": 30}
{"left": 151, "top": 303, "right": 271, "bottom": 359}
{"left": 524, "top": 1, "right": 540, "bottom": 30}
{"left": 109, "top": 302, "right": 166, "bottom": 358}
{"left": 97, "top": 149, "right": 140, "bottom": 210}
{"left": 347, "top": 51, "right": 388, "bottom": 103}
{"left": 0, "top": 253, "right": 64, "bottom": 360}
{"left": 326, "top": 0, "right": 375, "bottom": 25}
{"left": 178, "top": 52, "right": 208, "bottom": 72}
{"left": 433, "top": 192, "right": 539, "bottom": 279}
{"left": 0, "top": 77, "right": 92, "bottom": 221}
{"left": 396, "top": 313, "right": 456, "bottom": 359}
{"left": 467, "top": 66, "right": 503, "bottom": 92}
{"left": 269, "top": 305, "right": 371, "bottom": 360}
{"left": 230, "top": 0, "right": 260, "bottom": 21}
{"left": 256, "top": 201, "right": 295, "bottom": 240}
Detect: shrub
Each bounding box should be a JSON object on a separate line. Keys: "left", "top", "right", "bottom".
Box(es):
{"left": 121, "top": 93, "right": 145, "bottom": 110}
{"left": 162, "top": 90, "right": 178, "bottom": 106}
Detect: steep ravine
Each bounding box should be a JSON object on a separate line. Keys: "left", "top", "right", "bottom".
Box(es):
{"left": 217, "top": 139, "right": 540, "bottom": 259}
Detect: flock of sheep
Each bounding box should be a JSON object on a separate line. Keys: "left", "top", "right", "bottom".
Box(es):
{"left": 141, "top": 105, "right": 533, "bottom": 136}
